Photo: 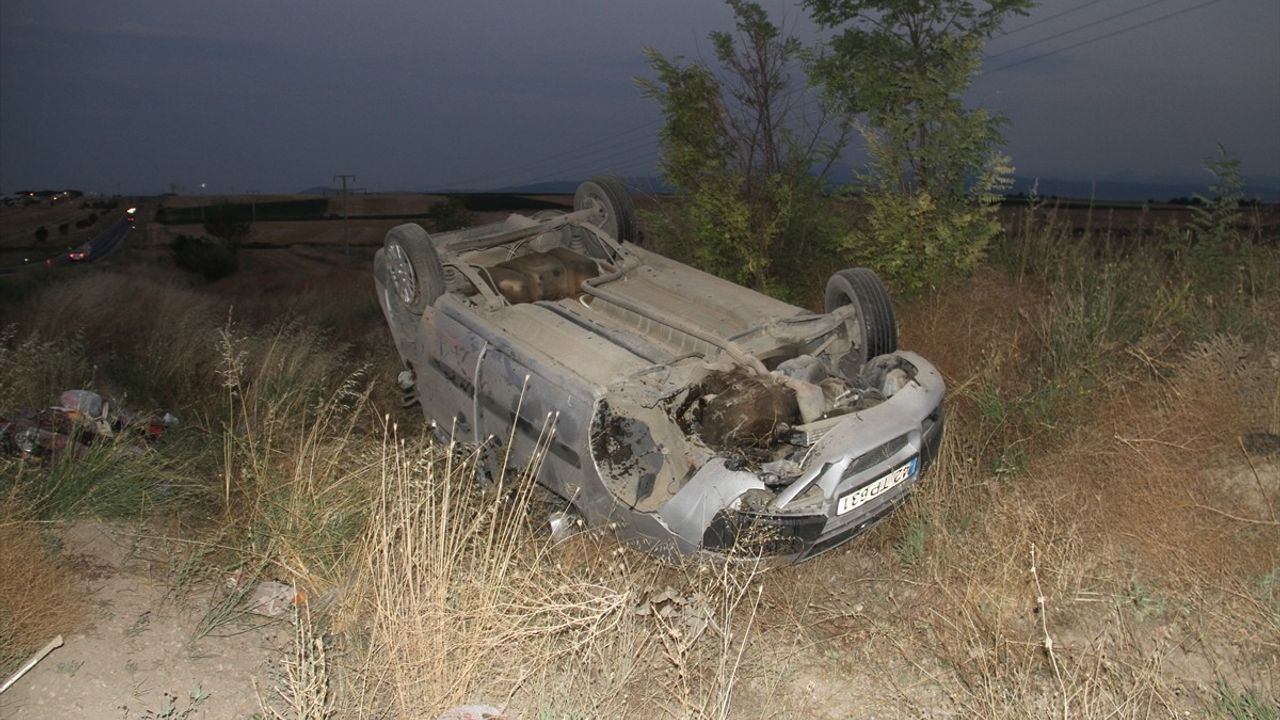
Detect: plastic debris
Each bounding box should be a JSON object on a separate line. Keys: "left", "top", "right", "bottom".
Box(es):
{"left": 245, "top": 581, "right": 303, "bottom": 617}
{"left": 0, "top": 389, "right": 178, "bottom": 460}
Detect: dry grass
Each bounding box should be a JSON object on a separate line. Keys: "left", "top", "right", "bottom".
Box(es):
{"left": 340, "top": 415, "right": 774, "bottom": 719}
{"left": 0, "top": 494, "right": 85, "bottom": 679}
{"left": 4, "top": 204, "right": 1279, "bottom": 717}
{"left": 781, "top": 231, "right": 1279, "bottom": 716}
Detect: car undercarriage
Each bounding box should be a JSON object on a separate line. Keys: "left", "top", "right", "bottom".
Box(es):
{"left": 374, "top": 177, "right": 945, "bottom": 562}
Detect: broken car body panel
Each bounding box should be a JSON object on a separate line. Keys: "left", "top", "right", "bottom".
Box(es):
{"left": 374, "top": 179, "right": 945, "bottom": 562}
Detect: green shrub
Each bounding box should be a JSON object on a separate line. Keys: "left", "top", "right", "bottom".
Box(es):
{"left": 173, "top": 234, "right": 239, "bottom": 281}
{"left": 639, "top": 1, "right": 850, "bottom": 298}
{"left": 843, "top": 151, "right": 1013, "bottom": 292}
{"left": 425, "top": 197, "right": 474, "bottom": 232}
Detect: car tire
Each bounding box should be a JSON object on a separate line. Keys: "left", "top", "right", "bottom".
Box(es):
{"left": 824, "top": 268, "right": 898, "bottom": 361}
{"left": 574, "top": 176, "right": 637, "bottom": 243}
{"left": 382, "top": 223, "right": 445, "bottom": 314}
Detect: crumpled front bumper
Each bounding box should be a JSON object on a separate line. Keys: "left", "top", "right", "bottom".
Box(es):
{"left": 657, "top": 351, "right": 946, "bottom": 562}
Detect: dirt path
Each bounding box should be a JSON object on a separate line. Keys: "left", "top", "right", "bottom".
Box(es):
{"left": 0, "top": 521, "right": 282, "bottom": 719}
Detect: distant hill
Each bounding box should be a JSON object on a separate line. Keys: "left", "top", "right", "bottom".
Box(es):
{"left": 442, "top": 177, "right": 672, "bottom": 195}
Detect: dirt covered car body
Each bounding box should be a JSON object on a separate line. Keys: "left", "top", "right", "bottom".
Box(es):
{"left": 374, "top": 178, "right": 944, "bottom": 562}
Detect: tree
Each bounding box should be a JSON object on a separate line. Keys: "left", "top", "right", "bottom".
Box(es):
{"left": 638, "top": 0, "right": 851, "bottom": 297}
{"left": 806, "top": 0, "right": 1031, "bottom": 289}
{"left": 425, "top": 197, "right": 474, "bottom": 232}
{"left": 1183, "top": 144, "right": 1247, "bottom": 291}
{"left": 173, "top": 234, "right": 239, "bottom": 281}
{"left": 34, "top": 225, "right": 48, "bottom": 243}
{"left": 204, "top": 201, "right": 252, "bottom": 241}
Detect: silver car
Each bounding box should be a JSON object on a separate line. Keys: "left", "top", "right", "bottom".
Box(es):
{"left": 374, "top": 177, "right": 944, "bottom": 562}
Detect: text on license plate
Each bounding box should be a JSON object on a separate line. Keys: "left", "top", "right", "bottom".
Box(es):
{"left": 837, "top": 456, "right": 919, "bottom": 515}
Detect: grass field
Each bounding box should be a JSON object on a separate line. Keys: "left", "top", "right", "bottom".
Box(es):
{"left": 1, "top": 195, "right": 1277, "bottom": 718}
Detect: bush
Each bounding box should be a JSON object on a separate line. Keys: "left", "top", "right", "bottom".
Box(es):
{"left": 173, "top": 234, "right": 239, "bottom": 281}
{"left": 204, "top": 202, "right": 252, "bottom": 240}
{"left": 845, "top": 151, "right": 1013, "bottom": 292}
{"left": 807, "top": 0, "right": 1029, "bottom": 293}
{"left": 425, "top": 197, "right": 474, "bottom": 232}
{"left": 0, "top": 497, "right": 85, "bottom": 679}
{"left": 639, "top": 1, "right": 851, "bottom": 298}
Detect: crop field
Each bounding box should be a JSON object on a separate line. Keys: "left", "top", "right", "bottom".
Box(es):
{"left": 0, "top": 195, "right": 1276, "bottom": 719}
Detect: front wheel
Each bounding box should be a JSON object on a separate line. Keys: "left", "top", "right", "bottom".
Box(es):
{"left": 824, "top": 268, "right": 898, "bottom": 363}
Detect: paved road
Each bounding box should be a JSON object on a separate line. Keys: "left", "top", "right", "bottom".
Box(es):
{"left": 0, "top": 211, "right": 134, "bottom": 275}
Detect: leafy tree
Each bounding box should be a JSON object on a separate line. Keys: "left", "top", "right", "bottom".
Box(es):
{"left": 203, "top": 202, "right": 251, "bottom": 241}
{"left": 173, "top": 234, "right": 239, "bottom": 281}
{"left": 806, "top": 0, "right": 1031, "bottom": 290}
{"left": 1189, "top": 144, "right": 1243, "bottom": 247}
{"left": 425, "top": 197, "right": 474, "bottom": 232}
{"left": 1181, "top": 144, "right": 1248, "bottom": 291}
{"left": 58, "top": 223, "right": 69, "bottom": 237}
{"left": 34, "top": 226, "right": 48, "bottom": 243}
{"left": 638, "top": 0, "right": 851, "bottom": 297}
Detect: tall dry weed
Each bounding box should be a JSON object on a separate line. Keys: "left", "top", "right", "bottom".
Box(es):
{"left": 0, "top": 494, "right": 84, "bottom": 679}
{"left": 350, "top": 428, "right": 629, "bottom": 715}
{"left": 6, "top": 272, "right": 224, "bottom": 406}
{"left": 812, "top": 224, "right": 1280, "bottom": 716}
{"left": 215, "top": 320, "right": 380, "bottom": 591}
{"left": 346, "top": 420, "right": 773, "bottom": 719}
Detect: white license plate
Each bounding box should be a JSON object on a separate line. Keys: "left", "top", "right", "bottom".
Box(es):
{"left": 837, "top": 456, "right": 919, "bottom": 515}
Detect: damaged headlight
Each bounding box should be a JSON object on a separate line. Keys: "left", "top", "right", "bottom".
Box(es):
{"left": 702, "top": 488, "right": 826, "bottom": 554}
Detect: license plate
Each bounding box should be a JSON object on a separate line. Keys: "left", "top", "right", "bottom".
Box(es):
{"left": 837, "top": 456, "right": 918, "bottom": 515}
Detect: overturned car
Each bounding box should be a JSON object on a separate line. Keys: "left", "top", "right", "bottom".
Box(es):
{"left": 374, "top": 178, "right": 944, "bottom": 562}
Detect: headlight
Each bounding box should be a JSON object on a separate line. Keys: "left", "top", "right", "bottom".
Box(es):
{"left": 702, "top": 489, "right": 826, "bottom": 554}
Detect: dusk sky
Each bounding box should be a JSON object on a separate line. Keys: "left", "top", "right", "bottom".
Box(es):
{"left": 1, "top": 0, "right": 1277, "bottom": 195}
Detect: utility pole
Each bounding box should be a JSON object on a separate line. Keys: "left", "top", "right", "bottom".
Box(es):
{"left": 333, "top": 173, "right": 355, "bottom": 258}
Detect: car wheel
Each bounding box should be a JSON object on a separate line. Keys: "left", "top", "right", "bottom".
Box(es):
{"left": 824, "top": 268, "right": 898, "bottom": 361}
{"left": 383, "top": 223, "right": 445, "bottom": 314}
{"left": 573, "top": 176, "right": 637, "bottom": 243}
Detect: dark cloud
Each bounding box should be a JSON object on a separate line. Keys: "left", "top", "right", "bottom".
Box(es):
{"left": 1, "top": 0, "right": 1276, "bottom": 194}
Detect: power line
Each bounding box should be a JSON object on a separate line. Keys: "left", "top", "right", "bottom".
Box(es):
{"left": 508, "top": 141, "right": 660, "bottom": 190}
{"left": 997, "top": 0, "right": 1110, "bottom": 39}
{"left": 985, "top": 0, "right": 1179, "bottom": 61}
{"left": 433, "top": 117, "right": 662, "bottom": 190}
{"left": 982, "top": 0, "right": 1228, "bottom": 75}
{"left": 493, "top": 132, "right": 658, "bottom": 189}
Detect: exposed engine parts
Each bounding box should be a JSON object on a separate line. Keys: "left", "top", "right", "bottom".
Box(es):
{"left": 667, "top": 351, "right": 920, "bottom": 472}
{"left": 374, "top": 175, "right": 947, "bottom": 561}
{"left": 686, "top": 370, "right": 799, "bottom": 450}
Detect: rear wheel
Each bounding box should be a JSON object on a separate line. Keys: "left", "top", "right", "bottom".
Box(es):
{"left": 382, "top": 223, "right": 445, "bottom": 314}
{"left": 573, "top": 176, "right": 637, "bottom": 243}
{"left": 824, "top": 268, "right": 897, "bottom": 362}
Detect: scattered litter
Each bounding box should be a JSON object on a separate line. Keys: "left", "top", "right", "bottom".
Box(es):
{"left": 244, "top": 580, "right": 303, "bottom": 618}
{"left": 0, "top": 635, "right": 64, "bottom": 695}
{"left": 0, "top": 389, "right": 178, "bottom": 460}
